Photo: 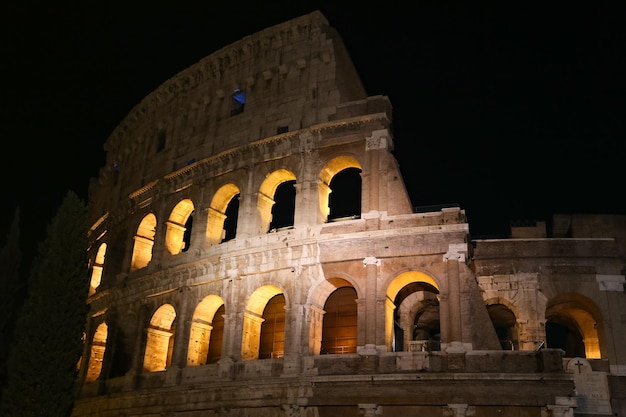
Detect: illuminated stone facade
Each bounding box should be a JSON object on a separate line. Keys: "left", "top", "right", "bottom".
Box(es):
{"left": 73, "top": 11, "right": 626, "bottom": 417}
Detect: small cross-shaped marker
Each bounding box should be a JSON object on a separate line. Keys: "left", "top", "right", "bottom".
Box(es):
{"left": 574, "top": 360, "right": 584, "bottom": 374}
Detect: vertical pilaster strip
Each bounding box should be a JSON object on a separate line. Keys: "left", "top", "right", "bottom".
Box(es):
{"left": 363, "top": 256, "right": 381, "bottom": 347}
{"left": 443, "top": 244, "right": 466, "bottom": 343}
{"left": 364, "top": 129, "right": 389, "bottom": 214}
{"left": 171, "top": 288, "right": 190, "bottom": 368}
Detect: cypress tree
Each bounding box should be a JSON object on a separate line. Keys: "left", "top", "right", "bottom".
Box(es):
{"left": 0, "top": 207, "right": 23, "bottom": 390}
{"left": 1, "top": 191, "right": 89, "bottom": 417}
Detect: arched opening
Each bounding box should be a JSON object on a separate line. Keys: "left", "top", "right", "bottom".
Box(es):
{"left": 321, "top": 287, "right": 357, "bottom": 354}
{"left": 258, "top": 169, "right": 297, "bottom": 233}
{"left": 241, "top": 285, "right": 284, "bottom": 360}
{"left": 487, "top": 304, "right": 518, "bottom": 350}
{"left": 85, "top": 322, "right": 108, "bottom": 382}
{"left": 387, "top": 271, "right": 440, "bottom": 352}
{"left": 182, "top": 214, "right": 193, "bottom": 251}
{"left": 410, "top": 296, "right": 440, "bottom": 352}
{"left": 269, "top": 180, "right": 296, "bottom": 231}
{"left": 319, "top": 156, "right": 362, "bottom": 223}
{"left": 143, "top": 304, "right": 176, "bottom": 372}
{"left": 222, "top": 194, "right": 239, "bottom": 242}
{"left": 545, "top": 294, "right": 602, "bottom": 359}
{"left": 187, "top": 295, "right": 225, "bottom": 366}
{"left": 88, "top": 243, "right": 107, "bottom": 296}
{"left": 165, "top": 199, "right": 194, "bottom": 255}
{"left": 108, "top": 313, "right": 135, "bottom": 378}
{"left": 130, "top": 213, "right": 157, "bottom": 272}
{"left": 207, "top": 305, "right": 225, "bottom": 364}
{"left": 546, "top": 320, "right": 585, "bottom": 357}
{"left": 395, "top": 284, "right": 440, "bottom": 352}
{"left": 259, "top": 294, "right": 286, "bottom": 359}
{"left": 328, "top": 167, "right": 362, "bottom": 221}
{"left": 206, "top": 184, "right": 240, "bottom": 245}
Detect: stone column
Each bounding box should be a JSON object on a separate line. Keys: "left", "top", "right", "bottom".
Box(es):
{"left": 293, "top": 180, "right": 323, "bottom": 226}
{"left": 308, "top": 304, "right": 325, "bottom": 355}
{"left": 281, "top": 304, "right": 302, "bottom": 375}
{"left": 443, "top": 244, "right": 466, "bottom": 344}
{"left": 125, "top": 305, "right": 149, "bottom": 389}
{"left": 170, "top": 289, "right": 190, "bottom": 369}
{"left": 205, "top": 207, "right": 227, "bottom": 245}
{"left": 236, "top": 169, "right": 261, "bottom": 237}
{"left": 517, "top": 319, "right": 546, "bottom": 351}
{"left": 359, "top": 256, "right": 380, "bottom": 354}
{"left": 241, "top": 312, "right": 264, "bottom": 360}
{"left": 597, "top": 274, "right": 626, "bottom": 373}
{"left": 221, "top": 270, "right": 241, "bottom": 358}
{"left": 363, "top": 129, "right": 390, "bottom": 214}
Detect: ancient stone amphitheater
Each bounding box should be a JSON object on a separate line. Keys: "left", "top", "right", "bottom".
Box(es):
{"left": 74, "top": 11, "right": 626, "bottom": 417}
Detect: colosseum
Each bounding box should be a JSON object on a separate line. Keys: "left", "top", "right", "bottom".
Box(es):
{"left": 74, "top": 11, "right": 626, "bottom": 417}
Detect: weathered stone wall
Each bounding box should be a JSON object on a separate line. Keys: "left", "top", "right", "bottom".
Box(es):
{"left": 76, "top": 10, "right": 626, "bottom": 417}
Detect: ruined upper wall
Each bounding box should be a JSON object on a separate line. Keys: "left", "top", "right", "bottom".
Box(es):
{"left": 95, "top": 11, "right": 368, "bottom": 199}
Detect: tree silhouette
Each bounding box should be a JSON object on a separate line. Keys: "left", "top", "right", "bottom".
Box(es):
{"left": 1, "top": 191, "right": 89, "bottom": 417}
{"left": 0, "top": 207, "right": 23, "bottom": 390}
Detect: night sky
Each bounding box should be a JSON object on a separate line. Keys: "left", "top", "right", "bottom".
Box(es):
{"left": 1, "top": 2, "right": 625, "bottom": 258}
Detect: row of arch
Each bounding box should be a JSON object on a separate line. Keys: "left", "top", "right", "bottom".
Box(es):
{"left": 83, "top": 273, "right": 604, "bottom": 383}
{"left": 89, "top": 157, "right": 363, "bottom": 296}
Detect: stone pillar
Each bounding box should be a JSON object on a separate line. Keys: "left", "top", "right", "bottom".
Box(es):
{"left": 170, "top": 289, "right": 190, "bottom": 369}
{"left": 366, "top": 148, "right": 379, "bottom": 214}
{"left": 293, "top": 180, "right": 323, "bottom": 226}
{"left": 236, "top": 168, "right": 260, "bottom": 237}
{"left": 205, "top": 207, "right": 227, "bottom": 245}
{"left": 189, "top": 206, "right": 208, "bottom": 251}
{"left": 187, "top": 321, "right": 212, "bottom": 365}
{"left": 438, "top": 293, "right": 450, "bottom": 347}
{"left": 220, "top": 270, "right": 242, "bottom": 361}
{"left": 363, "top": 129, "right": 390, "bottom": 214}
{"left": 281, "top": 304, "right": 302, "bottom": 375}
{"left": 164, "top": 220, "right": 186, "bottom": 255}
{"left": 257, "top": 192, "right": 275, "bottom": 233}
{"left": 308, "top": 304, "right": 325, "bottom": 355}
{"left": 384, "top": 297, "right": 396, "bottom": 351}
{"left": 359, "top": 256, "right": 380, "bottom": 353}
{"left": 597, "top": 274, "right": 626, "bottom": 373}
{"left": 443, "top": 244, "right": 465, "bottom": 344}
{"left": 126, "top": 305, "right": 149, "bottom": 389}
{"left": 517, "top": 319, "right": 546, "bottom": 351}
{"left": 241, "top": 312, "right": 264, "bottom": 360}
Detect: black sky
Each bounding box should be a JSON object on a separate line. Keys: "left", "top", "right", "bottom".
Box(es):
{"left": 1, "top": 1, "right": 625, "bottom": 256}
